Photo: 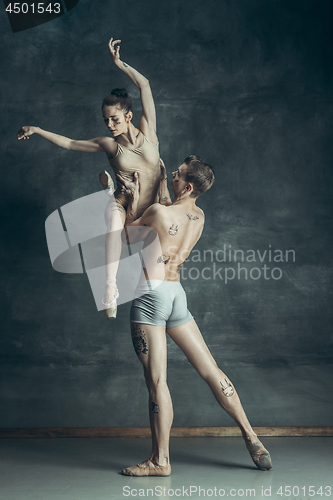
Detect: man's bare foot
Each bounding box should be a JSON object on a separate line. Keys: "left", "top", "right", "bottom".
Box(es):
{"left": 121, "top": 459, "right": 171, "bottom": 477}
{"left": 246, "top": 439, "right": 272, "bottom": 471}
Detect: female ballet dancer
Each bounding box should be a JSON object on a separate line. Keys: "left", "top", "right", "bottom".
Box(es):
{"left": 17, "top": 38, "right": 161, "bottom": 318}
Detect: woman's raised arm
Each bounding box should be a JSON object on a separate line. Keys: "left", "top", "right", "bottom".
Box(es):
{"left": 108, "top": 37, "right": 157, "bottom": 143}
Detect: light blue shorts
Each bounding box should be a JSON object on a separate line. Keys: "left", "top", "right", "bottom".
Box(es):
{"left": 130, "top": 280, "right": 193, "bottom": 329}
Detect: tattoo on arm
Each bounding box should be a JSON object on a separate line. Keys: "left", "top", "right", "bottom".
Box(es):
{"left": 157, "top": 254, "right": 170, "bottom": 264}
{"left": 187, "top": 214, "right": 199, "bottom": 220}
{"left": 131, "top": 324, "right": 148, "bottom": 355}
{"left": 168, "top": 224, "right": 178, "bottom": 236}
{"left": 151, "top": 402, "right": 160, "bottom": 414}
{"left": 123, "top": 62, "right": 129, "bottom": 68}
{"left": 220, "top": 379, "right": 234, "bottom": 397}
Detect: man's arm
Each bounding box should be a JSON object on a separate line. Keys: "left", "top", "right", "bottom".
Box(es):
{"left": 108, "top": 38, "right": 157, "bottom": 143}
{"left": 17, "top": 126, "right": 113, "bottom": 153}
{"left": 158, "top": 158, "right": 173, "bottom": 206}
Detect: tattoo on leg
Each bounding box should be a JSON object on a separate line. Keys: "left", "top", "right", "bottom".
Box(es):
{"left": 131, "top": 324, "right": 148, "bottom": 355}
{"left": 186, "top": 214, "right": 199, "bottom": 220}
{"left": 110, "top": 205, "right": 125, "bottom": 214}
{"left": 157, "top": 254, "right": 170, "bottom": 264}
{"left": 168, "top": 224, "right": 178, "bottom": 236}
{"left": 160, "top": 197, "right": 168, "bottom": 202}
{"left": 220, "top": 379, "right": 234, "bottom": 397}
{"left": 151, "top": 402, "right": 160, "bottom": 414}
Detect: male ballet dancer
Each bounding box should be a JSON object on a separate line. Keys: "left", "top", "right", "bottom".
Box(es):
{"left": 118, "top": 155, "right": 272, "bottom": 476}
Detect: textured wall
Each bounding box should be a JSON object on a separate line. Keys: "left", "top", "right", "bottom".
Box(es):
{"left": 1, "top": 0, "right": 332, "bottom": 428}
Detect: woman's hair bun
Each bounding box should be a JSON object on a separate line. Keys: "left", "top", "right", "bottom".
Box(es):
{"left": 110, "top": 88, "right": 128, "bottom": 98}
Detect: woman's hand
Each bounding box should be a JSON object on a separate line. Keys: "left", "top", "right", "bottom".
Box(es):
{"left": 17, "top": 126, "right": 36, "bottom": 140}
{"left": 108, "top": 37, "right": 122, "bottom": 67}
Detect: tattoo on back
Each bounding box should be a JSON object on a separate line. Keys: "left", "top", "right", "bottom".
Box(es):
{"left": 168, "top": 224, "right": 178, "bottom": 236}
{"left": 220, "top": 379, "right": 234, "bottom": 397}
{"left": 187, "top": 214, "right": 199, "bottom": 220}
{"left": 131, "top": 324, "right": 148, "bottom": 355}
{"left": 157, "top": 254, "right": 170, "bottom": 264}
{"left": 151, "top": 402, "right": 160, "bottom": 414}
{"left": 177, "top": 262, "right": 185, "bottom": 273}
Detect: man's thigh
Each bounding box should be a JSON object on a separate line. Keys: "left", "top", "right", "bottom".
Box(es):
{"left": 130, "top": 322, "right": 167, "bottom": 377}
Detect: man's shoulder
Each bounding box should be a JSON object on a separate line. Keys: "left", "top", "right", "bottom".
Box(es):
{"left": 145, "top": 203, "right": 167, "bottom": 217}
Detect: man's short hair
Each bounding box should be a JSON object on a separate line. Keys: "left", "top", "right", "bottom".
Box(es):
{"left": 184, "top": 155, "right": 215, "bottom": 198}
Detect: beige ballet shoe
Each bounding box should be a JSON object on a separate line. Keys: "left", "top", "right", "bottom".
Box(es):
{"left": 99, "top": 170, "right": 115, "bottom": 196}
{"left": 246, "top": 440, "right": 272, "bottom": 471}
{"left": 121, "top": 459, "right": 171, "bottom": 477}
{"left": 102, "top": 279, "right": 119, "bottom": 320}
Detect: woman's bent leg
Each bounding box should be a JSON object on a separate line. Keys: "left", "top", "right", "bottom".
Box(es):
{"left": 167, "top": 319, "right": 272, "bottom": 471}
{"left": 121, "top": 322, "right": 172, "bottom": 476}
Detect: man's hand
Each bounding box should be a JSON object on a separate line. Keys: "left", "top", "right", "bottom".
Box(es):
{"left": 108, "top": 37, "right": 122, "bottom": 67}
{"left": 116, "top": 172, "right": 140, "bottom": 224}
{"left": 116, "top": 172, "right": 139, "bottom": 197}
{"left": 17, "top": 126, "right": 36, "bottom": 140}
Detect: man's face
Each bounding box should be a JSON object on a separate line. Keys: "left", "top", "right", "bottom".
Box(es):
{"left": 171, "top": 163, "right": 188, "bottom": 194}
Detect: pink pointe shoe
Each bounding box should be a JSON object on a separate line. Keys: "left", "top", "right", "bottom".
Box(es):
{"left": 99, "top": 170, "right": 115, "bottom": 196}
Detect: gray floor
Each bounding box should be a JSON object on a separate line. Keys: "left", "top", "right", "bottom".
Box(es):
{"left": 1, "top": 437, "right": 332, "bottom": 499}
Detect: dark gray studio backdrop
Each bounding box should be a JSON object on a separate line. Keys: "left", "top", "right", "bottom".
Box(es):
{"left": 1, "top": 0, "right": 332, "bottom": 428}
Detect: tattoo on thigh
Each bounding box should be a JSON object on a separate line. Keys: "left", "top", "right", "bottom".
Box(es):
{"left": 151, "top": 402, "right": 160, "bottom": 414}
{"left": 110, "top": 205, "right": 125, "bottom": 214}
{"left": 157, "top": 254, "right": 170, "bottom": 264}
{"left": 131, "top": 324, "right": 148, "bottom": 355}
{"left": 220, "top": 379, "right": 234, "bottom": 397}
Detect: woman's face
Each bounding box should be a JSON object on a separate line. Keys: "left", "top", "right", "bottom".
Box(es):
{"left": 102, "top": 105, "right": 131, "bottom": 137}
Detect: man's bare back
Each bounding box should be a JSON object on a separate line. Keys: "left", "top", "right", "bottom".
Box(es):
{"left": 126, "top": 159, "right": 207, "bottom": 282}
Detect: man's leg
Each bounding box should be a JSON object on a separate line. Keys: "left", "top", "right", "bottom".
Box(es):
{"left": 121, "top": 322, "right": 172, "bottom": 476}
{"left": 167, "top": 319, "right": 272, "bottom": 471}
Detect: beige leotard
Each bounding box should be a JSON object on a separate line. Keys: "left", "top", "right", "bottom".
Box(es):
{"left": 108, "top": 134, "right": 160, "bottom": 218}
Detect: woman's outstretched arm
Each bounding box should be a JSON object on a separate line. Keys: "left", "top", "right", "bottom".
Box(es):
{"left": 17, "top": 126, "right": 113, "bottom": 153}
{"left": 108, "top": 37, "right": 157, "bottom": 143}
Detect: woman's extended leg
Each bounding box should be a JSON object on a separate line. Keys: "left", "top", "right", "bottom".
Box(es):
{"left": 121, "top": 322, "right": 173, "bottom": 476}
{"left": 167, "top": 319, "right": 272, "bottom": 471}
{"left": 103, "top": 198, "right": 126, "bottom": 318}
